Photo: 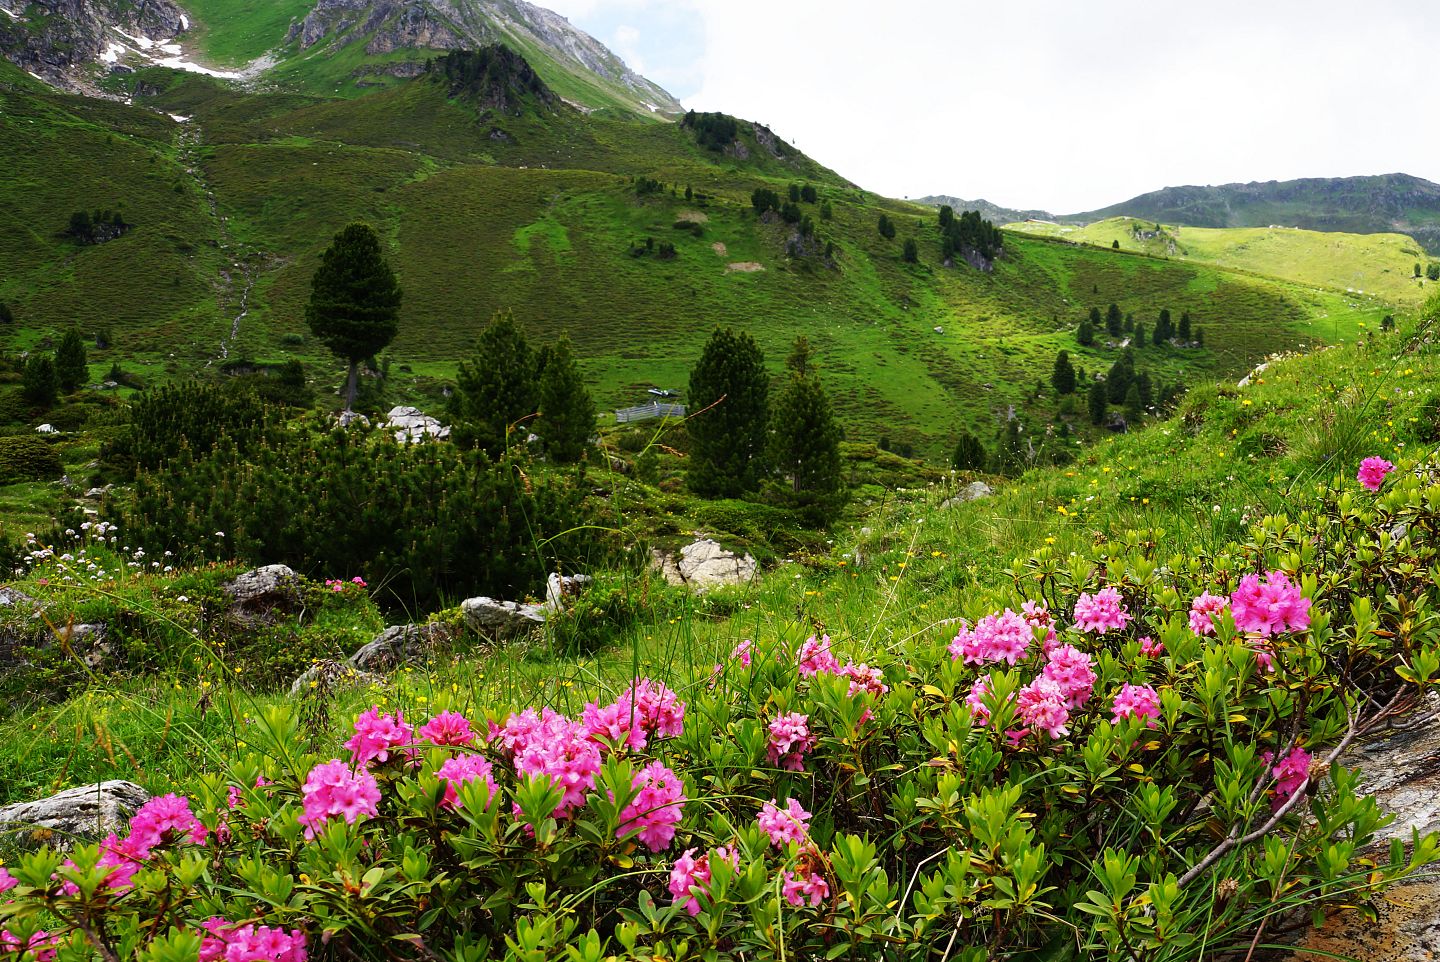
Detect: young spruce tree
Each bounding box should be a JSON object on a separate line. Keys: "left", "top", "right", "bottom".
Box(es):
{"left": 22, "top": 354, "right": 58, "bottom": 408}
{"left": 537, "top": 336, "right": 595, "bottom": 464}
{"left": 305, "top": 223, "right": 402, "bottom": 412}
{"left": 451, "top": 310, "right": 538, "bottom": 457}
{"left": 769, "top": 337, "right": 843, "bottom": 516}
{"left": 54, "top": 327, "right": 88, "bottom": 392}
{"left": 1088, "top": 380, "right": 1108, "bottom": 425}
{"left": 952, "top": 430, "right": 987, "bottom": 471}
{"left": 687, "top": 327, "right": 769, "bottom": 498}
{"left": 1051, "top": 351, "right": 1076, "bottom": 395}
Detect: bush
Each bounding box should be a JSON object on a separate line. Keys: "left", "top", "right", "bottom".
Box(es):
{"left": 0, "top": 435, "right": 62, "bottom": 485}
{"left": 7, "top": 464, "right": 1440, "bottom": 958}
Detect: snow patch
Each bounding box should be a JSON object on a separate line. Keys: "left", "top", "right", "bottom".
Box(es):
{"left": 154, "top": 55, "right": 239, "bottom": 78}
{"left": 180, "top": 14, "right": 189, "bottom": 30}
{"left": 0, "top": 5, "right": 19, "bottom": 19}
{"left": 107, "top": 25, "right": 241, "bottom": 79}
{"left": 100, "top": 42, "right": 128, "bottom": 64}
{"left": 169, "top": 114, "right": 190, "bottom": 123}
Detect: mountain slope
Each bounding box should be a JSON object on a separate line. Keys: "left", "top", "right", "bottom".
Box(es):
{"left": 1006, "top": 216, "right": 1436, "bottom": 308}
{"left": 1068, "top": 174, "right": 1440, "bottom": 255}
{"left": 914, "top": 195, "right": 1055, "bottom": 226}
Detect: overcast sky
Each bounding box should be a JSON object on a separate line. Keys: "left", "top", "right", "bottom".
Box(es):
{"left": 540, "top": 0, "right": 1439, "bottom": 213}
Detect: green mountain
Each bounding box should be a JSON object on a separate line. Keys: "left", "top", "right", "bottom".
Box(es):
{"left": 914, "top": 195, "right": 1054, "bottom": 227}
{"left": 1067, "top": 174, "right": 1440, "bottom": 255}
{"left": 0, "top": 19, "right": 1395, "bottom": 459}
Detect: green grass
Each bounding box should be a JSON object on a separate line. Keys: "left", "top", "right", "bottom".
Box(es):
{"left": 1007, "top": 215, "right": 1434, "bottom": 308}
{"left": 177, "top": 0, "right": 314, "bottom": 67}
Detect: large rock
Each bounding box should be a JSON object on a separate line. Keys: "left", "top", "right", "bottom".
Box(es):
{"left": 289, "top": 659, "right": 384, "bottom": 699}
{"left": 545, "top": 573, "right": 594, "bottom": 611}
{"left": 349, "top": 622, "right": 456, "bottom": 672}
{"left": 461, "top": 597, "right": 547, "bottom": 638}
{"left": 386, "top": 405, "right": 450, "bottom": 443}
{"left": 940, "top": 481, "right": 994, "bottom": 509}
{"left": 224, "top": 564, "right": 298, "bottom": 618}
{"left": 0, "top": 587, "right": 39, "bottom": 612}
{"left": 0, "top": 780, "right": 150, "bottom": 846}
{"left": 1282, "top": 693, "right": 1440, "bottom": 959}
{"left": 652, "top": 538, "right": 757, "bottom": 589}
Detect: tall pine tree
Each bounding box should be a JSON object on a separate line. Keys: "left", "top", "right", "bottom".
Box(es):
{"left": 55, "top": 327, "right": 88, "bottom": 392}
{"left": 769, "top": 339, "right": 844, "bottom": 521}
{"left": 450, "top": 310, "right": 539, "bottom": 456}
{"left": 22, "top": 354, "right": 58, "bottom": 408}
{"left": 1051, "top": 351, "right": 1076, "bottom": 395}
{"left": 687, "top": 328, "right": 769, "bottom": 498}
{"left": 537, "top": 336, "right": 595, "bottom": 464}
{"left": 305, "top": 223, "right": 402, "bottom": 412}
{"left": 1088, "top": 381, "right": 1108, "bottom": 425}
{"left": 952, "top": 431, "right": 986, "bottom": 470}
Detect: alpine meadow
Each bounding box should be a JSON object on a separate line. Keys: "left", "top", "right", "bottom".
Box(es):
{"left": 2, "top": 1, "right": 1440, "bottom": 960}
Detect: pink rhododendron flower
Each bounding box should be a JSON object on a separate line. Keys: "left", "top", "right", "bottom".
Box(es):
{"left": 1073, "top": 587, "right": 1132, "bottom": 634}
{"left": 1189, "top": 592, "right": 1228, "bottom": 636}
{"left": 502, "top": 708, "right": 603, "bottom": 817}
{"left": 618, "top": 761, "right": 686, "bottom": 852}
{"left": 766, "top": 712, "right": 815, "bottom": 771}
{"left": 1041, "top": 643, "right": 1096, "bottom": 708}
{"left": 298, "top": 760, "right": 381, "bottom": 838}
{"left": 668, "top": 846, "right": 739, "bottom": 916}
{"left": 1139, "top": 636, "right": 1165, "bottom": 657}
{"left": 1023, "top": 600, "right": 1060, "bottom": 652}
{"left": 127, "top": 793, "right": 207, "bottom": 854}
{"left": 1111, "top": 684, "right": 1161, "bottom": 726}
{"left": 797, "top": 635, "right": 841, "bottom": 677}
{"left": 839, "top": 662, "right": 888, "bottom": 698}
{"left": 0, "top": 868, "right": 14, "bottom": 894}
{"left": 417, "top": 711, "right": 475, "bottom": 747}
{"left": 436, "top": 754, "right": 497, "bottom": 811}
{"left": 61, "top": 832, "right": 148, "bottom": 894}
{"left": 345, "top": 707, "right": 414, "bottom": 766}
{"left": 782, "top": 868, "right": 831, "bottom": 907}
{"left": 731, "top": 639, "right": 753, "bottom": 667}
{"left": 965, "top": 674, "right": 998, "bottom": 726}
{"left": 951, "top": 609, "right": 1032, "bottom": 665}
{"left": 1357, "top": 456, "right": 1395, "bottom": 491}
{"left": 1230, "top": 572, "right": 1311, "bottom": 637}
{"left": 1266, "top": 746, "right": 1313, "bottom": 811}
{"left": 199, "top": 917, "right": 307, "bottom": 962}
{"left": 583, "top": 678, "right": 685, "bottom": 753}
{"left": 1016, "top": 676, "right": 1071, "bottom": 739}
{"left": 0, "top": 929, "right": 58, "bottom": 962}
{"left": 758, "top": 797, "right": 812, "bottom": 848}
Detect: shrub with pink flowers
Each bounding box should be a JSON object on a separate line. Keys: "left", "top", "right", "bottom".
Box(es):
{"left": 7, "top": 463, "right": 1440, "bottom": 960}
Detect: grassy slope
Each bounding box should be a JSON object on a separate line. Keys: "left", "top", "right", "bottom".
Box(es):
{"left": 0, "top": 72, "right": 1393, "bottom": 456}
{"left": 4, "top": 299, "right": 1434, "bottom": 802}
{"left": 176, "top": 0, "right": 313, "bottom": 66}
{"left": 1007, "top": 215, "right": 1435, "bottom": 308}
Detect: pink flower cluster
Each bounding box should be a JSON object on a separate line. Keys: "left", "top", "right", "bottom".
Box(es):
{"left": 199, "top": 917, "right": 307, "bottom": 962}
{"left": 1358, "top": 456, "right": 1395, "bottom": 491}
{"left": 1230, "top": 571, "right": 1311, "bottom": 638}
{"left": 1189, "top": 592, "right": 1227, "bottom": 636}
{"left": 839, "top": 662, "right": 888, "bottom": 699}
{"left": 967, "top": 643, "right": 1095, "bottom": 742}
{"left": 618, "top": 761, "right": 686, "bottom": 852}
{"left": 1267, "top": 746, "right": 1314, "bottom": 811}
{"left": 0, "top": 868, "right": 15, "bottom": 894}
{"left": 1073, "top": 587, "right": 1132, "bottom": 634}
{"left": 668, "top": 846, "right": 738, "bottom": 916}
{"left": 0, "top": 930, "right": 58, "bottom": 962}
{"left": 949, "top": 608, "right": 1032, "bottom": 665}
{"left": 500, "top": 708, "right": 603, "bottom": 817}
{"left": 758, "top": 797, "right": 812, "bottom": 848}
{"left": 435, "top": 754, "right": 497, "bottom": 811}
{"left": 783, "top": 867, "right": 830, "bottom": 908}
{"left": 965, "top": 675, "right": 995, "bottom": 725}
{"left": 297, "top": 760, "right": 380, "bottom": 838}
{"left": 345, "top": 707, "right": 413, "bottom": 766}
{"left": 323, "top": 576, "right": 367, "bottom": 592}
{"left": 766, "top": 712, "right": 815, "bottom": 771}
{"left": 797, "top": 635, "right": 841, "bottom": 677}
{"left": 1111, "top": 684, "right": 1161, "bottom": 727}
{"left": 417, "top": 711, "right": 475, "bottom": 747}
{"left": 1139, "top": 636, "right": 1164, "bottom": 657}
{"left": 731, "top": 640, "right": 753, "bottom": 667}
{"left": 582, "top": 678, "right": 685, "bottom": 753}
{"left": 1016, "top": 678, "right": 1070, "bottom": 739}
{"left": 1022, "top": 600, "right": 1060, "bottom": 652}
{"left": 62, "top": 793, "right": 207, "bottom": 893}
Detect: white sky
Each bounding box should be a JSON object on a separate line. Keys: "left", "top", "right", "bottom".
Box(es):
{"left": 539, "top": 0, "right": 1439, "bottom": 213}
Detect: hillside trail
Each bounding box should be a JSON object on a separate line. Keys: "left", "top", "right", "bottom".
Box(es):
{"left": 173, "top": 117, "right": 276, "bottom": 361}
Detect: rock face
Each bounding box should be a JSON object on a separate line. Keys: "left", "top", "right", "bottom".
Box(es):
{"left": 0, "top": 780, "right": 150, "bottom": 846}
{"left": 289, "top": 659, "right": 384, "bottom": 698}
{"left": 350, "top": 622, "right": 456, "bottom": 671}
{"left": 652, "top": 539, "right": 757, "bottom": 590}
{"left": 1282, "top": 694, "right": 1440, "bottom": 959}
{"left": 224, "top": 565, "right": 299, "bottom": 620}
{"left": 461, "top": 596, "right": 547, "bottom": 637}
{"left": 0, "top": 0, "right": 187, "bottom": 90}
{"left": 545, "top": 572, "right": 593, "bottom": 610}
{"left": 386, "top": 405, "right": 450, "bottom": 443}
{"left": 940, "top": 481, "right": 994, "bottom": 509}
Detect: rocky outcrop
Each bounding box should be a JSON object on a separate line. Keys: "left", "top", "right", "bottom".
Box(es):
{"left": 289, "top": 658, "right": 384, "bottom": 698}
{"left": 224, "top": 564, "right": 299, "bottom": 620}
{"left": 350, "top": 622, "right": 456, "bottom": 672}
{"left": 545, "top": 573, "right": 592, "bottom": 610}
{"left": 0, "top": 0, "right": 186, "bottom": 90}
{"left": 0, "top": 780, "right": 149, "bottom": 846}
{"left": 386, "top": 405, "right": 450, "bottom": 443}
{"left": 940, "top": 481, "right": 994, "bottom": 509}
{"left": 461, "top": 596, "right": 547, "bottom": 637}
{"left": 652, "top": 539, "right": 757, "bottom": 590}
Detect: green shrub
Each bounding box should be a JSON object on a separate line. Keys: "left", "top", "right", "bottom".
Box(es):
{"left": 0, "top": 435, "right": 63, "bottom": 485}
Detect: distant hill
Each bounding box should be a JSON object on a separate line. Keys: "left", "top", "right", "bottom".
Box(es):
{"left": 914, "top": 195, "right": 1055, "bottom": 226}
{"left": 1067, "top": 174, "right": 1440, "bottom": 255}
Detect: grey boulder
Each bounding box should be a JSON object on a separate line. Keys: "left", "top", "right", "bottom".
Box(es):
{"left": 461, "top": 597, "right": 547, "bottom": 637}
{"left": 0, "top": 780, "right": 150, "bottom": 847}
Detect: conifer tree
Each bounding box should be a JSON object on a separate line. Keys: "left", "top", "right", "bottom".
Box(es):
{"left": 992, "top": 419, "right": 1024, "bottom": 476}
{"left": 1105, "top": 303, "right": 1123, "bottom": 337}
{"left": 1088, "top": 381, "right": 1108, "bottom": 425}
{"left": 1077, "top": 319, "right": 1095, "bottom": 346}
{"left": 305, "top": 222, "right": 402, "bottom": 412}
{"left": 770, "top": 342, "right": 843, "bottom": 519}
{"left": 1107, "top": 349, "right": 1136, "bottom": 404}
{"left": 1178, "top": 312, "right": 1192, "bottom": 344}
{"left": 902, "top": 238, "right": 919, "bottom": 263}
{"left": 0, "top": 302, "right": 12, "bottom": 325}
{"left": 537, "top": 335, "right": 595, "bottom": 464}
{"left": 1429, "top": 264, "right": 1440, "bottom": 281}
{"left": 22, "top": 354, "right": 58, "bottom": 408}
{"left": 1089, "top": 306, "right": 1103, "bottom": 329}
{"left": 55, "top": 327, "right": 88, "bottom": 392}
{"left": 1135, "top": 371, "right": 1153, "bottom": 409}
{"left": 1124, "top": 383, "right": 1143, "bottom": 423}
{"left": 877, "top": 214, "right": 896, "bottom": 240}
{"left": 952, "top": 430, "right": 986, "bottom": 470}
{"left": 1134, "top": 322, "right": 1147, "bottom": 348}
{"left": 1195, "top": 327, "right": 1204, "bottom": 347}
{"left": 451, "top": 310, "right": 538, "bottom": 456}
{"left": 687, "top": 327, "right": 770, "bottom": 498}
{"left": 1051, "top": 351, "right": 1076, "bottom": 395}
{"left": 1155, "top": 308, "right": 1172, "bottom": 343}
